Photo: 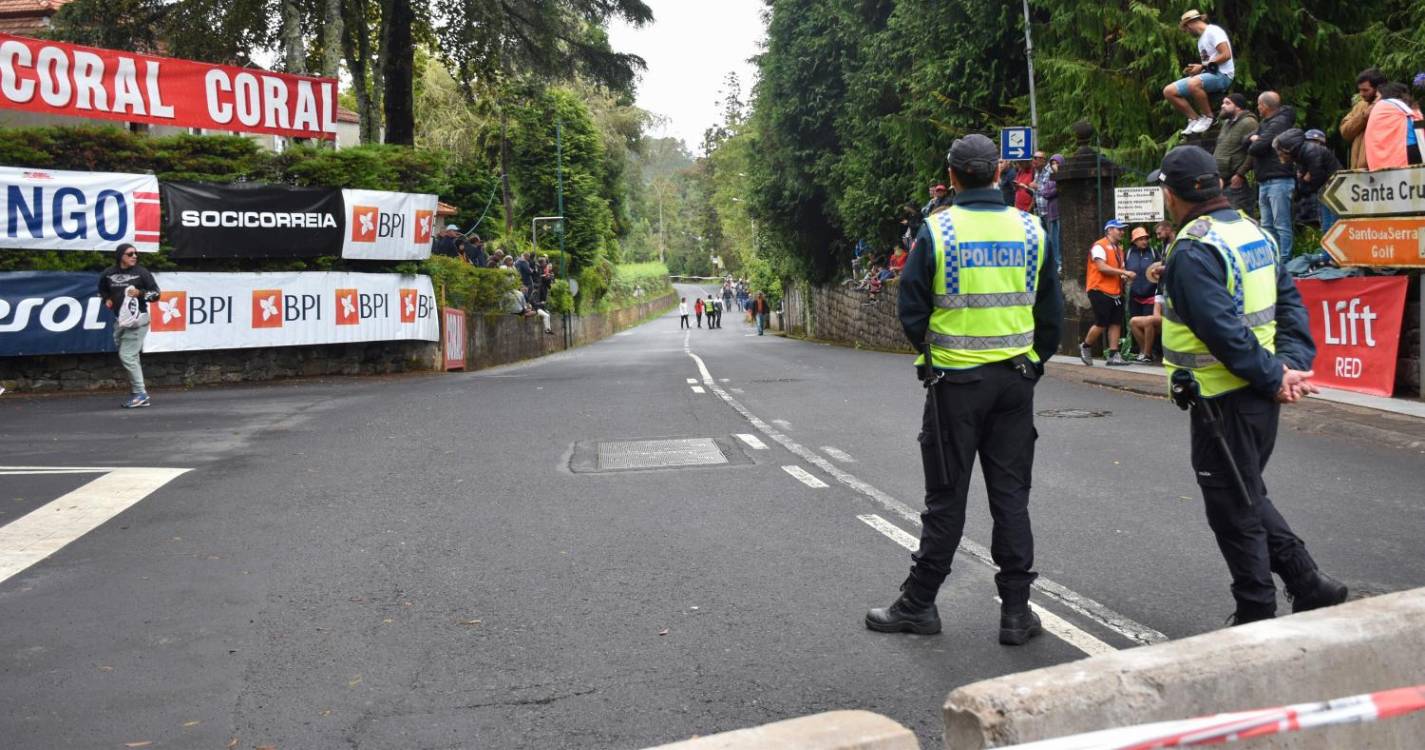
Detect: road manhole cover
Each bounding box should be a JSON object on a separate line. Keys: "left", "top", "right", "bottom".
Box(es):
{"left": 569, "top": 437, "right": 753, "bottom": 473}
{"left": 1037, "top": 409, "right": 1112, "bottom": 419}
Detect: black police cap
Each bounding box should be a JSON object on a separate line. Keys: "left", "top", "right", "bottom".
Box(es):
{"left": 1147, "top": 146, "right": 1222, "bottom": 198}
{"left": 947, "top": 134, "right": 998, "bottom": 178}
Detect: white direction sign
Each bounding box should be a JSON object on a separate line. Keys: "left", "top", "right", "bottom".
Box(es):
{"left": 1114, "top": 186, "right": 1165, "bottom": 223}
{"left": 1321, "top": 166, "right": 1425, "bottom": 217}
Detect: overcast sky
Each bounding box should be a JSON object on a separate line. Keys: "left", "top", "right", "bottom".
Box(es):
{"left": 608, "top": 0, "right": 766, "bottom": 154}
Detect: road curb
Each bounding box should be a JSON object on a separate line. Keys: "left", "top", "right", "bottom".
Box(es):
{"left": 645, "top": 710, "right": 919, "bottom": 750}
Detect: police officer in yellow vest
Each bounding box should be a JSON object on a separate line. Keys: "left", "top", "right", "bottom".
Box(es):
{"left": 1153, "top": 145, "right": 1347, "bottom": 625}
{"left": 866, "top": 134, "right": 1062, "bottom": 644}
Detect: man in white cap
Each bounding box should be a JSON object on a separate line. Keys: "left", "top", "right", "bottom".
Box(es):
{"left": 1163, "top": 9, "right": 1235, "bottom": 135}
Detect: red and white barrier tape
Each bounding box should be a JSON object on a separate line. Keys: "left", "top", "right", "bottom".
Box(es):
{"left": 1002, "top": 684, "right": 1425, "bottom": 749}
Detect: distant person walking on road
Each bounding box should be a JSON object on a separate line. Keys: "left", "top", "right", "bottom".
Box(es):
{"left": 707, "top": 295, "right": 720, "bottom": 329}
{"left": 1164, "top": 9, "right": 1235, "bottom": 135}
{"left": 866, "top": 134, "right": 1061, "bottom": 645}
{"left": 1153, "top": 146, "right": 1347, "bottom": 625}
{"left": 99, "top": 243, "right": 160, "bottom": 409}
{"left": 1079, "top": 219, "right": 1133, "bottom": 366}
{"left": 752, "top": 292, "right": 770, "bottom": 335}
{"left": 679, "top": 297, "right": 690, "bottom": 329}
{"left": 694, "top": 297, "right": 704, "bottom": 328}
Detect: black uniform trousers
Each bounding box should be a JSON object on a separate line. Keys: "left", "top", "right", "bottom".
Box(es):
{"left": 908, "top": 362, "right": 1038, "bottom": 606}
{"left": 1190, "top": 388, "right": 1317, "bottom": 613}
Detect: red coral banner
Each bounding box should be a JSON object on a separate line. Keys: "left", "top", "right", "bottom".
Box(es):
{"left": 0, "top": 33, "right": 338, "bottom": 140}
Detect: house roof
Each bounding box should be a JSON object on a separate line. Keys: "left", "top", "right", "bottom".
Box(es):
{"left": 0, "top": 0, "right": 74, "bottom": 36}
{"left": 336, "top": 106, "right": 359, "bottom": 124}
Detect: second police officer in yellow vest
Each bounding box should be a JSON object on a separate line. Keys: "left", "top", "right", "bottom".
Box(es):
{"left": 866, "top": 134, "right": 1062, "bottom": 644}
{"left": 1152, "top": 145, "right": 1347, "bottom": 624}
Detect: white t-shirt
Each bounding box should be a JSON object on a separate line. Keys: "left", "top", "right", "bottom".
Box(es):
{"left": 1198, "top": 24, "right": 1234, "bottom": 78}
{"left": 680, "top": 301, "right": 688, "bottom": 315}
{"left": 1090, "top": 244, "right": 1108, "bottom": 262}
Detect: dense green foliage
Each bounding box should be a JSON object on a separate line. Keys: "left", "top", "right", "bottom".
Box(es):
{"left": 708, "top": 0, "right": 1425, "bottom": 282}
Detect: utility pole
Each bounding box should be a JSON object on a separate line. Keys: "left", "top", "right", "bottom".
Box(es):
{"left": 556, "top": 119, "right": 569, "bottom": 348}
{"left": 1022, "top": 0, "right": 1039, "bottom": 131}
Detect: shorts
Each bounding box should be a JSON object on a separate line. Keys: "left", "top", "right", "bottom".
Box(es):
{"left": 1129, "top": 298, "right": 1156, "bottom": 319}
{"left": 1088, "top": 290, "right": 1123, "bottom": 328}
{"left": 1174, "top": 72, "right": 1233, "bottom": 97}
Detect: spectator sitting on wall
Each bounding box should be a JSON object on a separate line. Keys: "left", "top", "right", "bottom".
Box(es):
{"left": 1164, "top": 9, "right": 1235, "bottom": 136}
{"left": 1342, "top": 68, "right": 1387, "bottom": 170}
{"left": 504, "top": 285, "right": 553, "bottom": 334}
{"left": 889, "top": 245, "right": 908, "bottom": 275}
{"left": 1364, "top": 82, "right": 1424, "bottom": 170}
{"left": 1273, "top": 127, "right": 1342, "bottom": 228}
{"left": 1124, "top": 227, "right": 1162, "bottom": 358}
{"left": 1214, "top": 93, "right": 1258, "bottom": 213}
{"left": 1128, "top": 286, "right": 1164, "bottom": 364}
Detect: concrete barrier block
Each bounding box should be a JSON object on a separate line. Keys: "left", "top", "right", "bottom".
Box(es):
{"left": 944, "top": 587, "right": 1425, "bottom": 749}
{"left": 647, "top": 710, "right": 919, "bottom": 750}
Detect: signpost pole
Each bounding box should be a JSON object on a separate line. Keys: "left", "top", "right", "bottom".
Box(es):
{"left": 1022, "top": 0, "right": 1038, "bottom": 132}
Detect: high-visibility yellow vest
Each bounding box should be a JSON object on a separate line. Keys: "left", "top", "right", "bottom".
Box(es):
{"left": 917, "top": 204, "right": 1044, "bottom": 370}
{"left": 1161, "top": 213, "right": 1279, "bottom": 397}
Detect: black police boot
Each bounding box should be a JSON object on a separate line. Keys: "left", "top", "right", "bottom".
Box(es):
{"left": 1225, "top": 600, "right": 1276, "bottom": 626}
{"left": 865, "top": 580, "right": 941, "bottom": 635}
{"left": 1286, "top": 570, "right": 1349, "bottom": 614}
{"left": 998, "top": 605, "right": 1042, "bottom": 646}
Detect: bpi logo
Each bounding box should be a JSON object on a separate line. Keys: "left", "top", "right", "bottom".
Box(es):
{"left": 251, "top": 289, "right": 322, "bottom": 329}
{"left": 335, "top": 288, "right": 388, "bottom": 326}
{"left": 151, "top": 291, "right": 235, "bottom": 333}
{"left": 351, "top": 205, "right": 407, "bottom": 243}
{"left": 399, "top": 288, "right": 434, "bottom": 323}
{"left": 414, "top": 209, "right": 433, "bottom": 244}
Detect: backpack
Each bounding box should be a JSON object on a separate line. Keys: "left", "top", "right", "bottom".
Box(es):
{"left": 115, "top": 292, "right": 149, "bottom": 329}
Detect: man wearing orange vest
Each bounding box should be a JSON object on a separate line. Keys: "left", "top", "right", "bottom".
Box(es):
{"left": 1079, "top": 219, "right": 1135, "bottom": 366}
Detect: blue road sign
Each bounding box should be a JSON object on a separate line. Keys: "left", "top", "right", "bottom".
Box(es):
{"left": 1000, "top": 127, "right": 1034, "bottom": 161}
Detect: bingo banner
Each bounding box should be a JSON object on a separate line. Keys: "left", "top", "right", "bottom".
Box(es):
{"left": 0, "top": 271, "right": 115, "bottom": 356}
{"left": 0, "top": 271, "right": 437, "bottom": 356}
{"left": 0, "top": 33, "right": 339, "bottom": 140}
{"left": 162, "top": 181, "right": 344, "bottom": 259}
{"left": 0, "top": 166, "right": 160, "bottom": 252}
{"left": 341, "top": 189, "right": 437, "bottom": 261}
{"left": 1295, "top": 276, "right": 1408, "bottom": 397}
{"left": 143, "top": 272, "right": 438, "bottom": 352}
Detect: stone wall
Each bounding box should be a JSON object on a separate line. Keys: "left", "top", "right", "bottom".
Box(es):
{"left": 0, "top": 341, "right": 439, "bottom": 392}
{"left": 0, "top": 292, "right": 678, "bottom": 392}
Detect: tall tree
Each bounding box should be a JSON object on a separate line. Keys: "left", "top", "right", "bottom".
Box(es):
{"left": 381, "top": 0, "right": 417, "bottom": 144}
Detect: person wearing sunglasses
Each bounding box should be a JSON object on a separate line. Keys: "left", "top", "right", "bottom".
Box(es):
{"left": 98, "top": 243, "right": 161, "bottom": 408}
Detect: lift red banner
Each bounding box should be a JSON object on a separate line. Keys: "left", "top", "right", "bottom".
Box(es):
{"left": 0, "top": 33, "right": 338, "bottom": 140}
{"left": 1296, "top": 276, "right": 1409, "bottom": 397}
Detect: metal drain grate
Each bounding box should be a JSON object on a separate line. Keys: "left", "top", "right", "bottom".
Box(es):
{"left": 1037, "top": 409, "right": 1113, "bottom": 419}
{"left": 597, "top": 438, "right": 728, "bottom": 470}
{"left": 569, "top": 436, "right": 753, "bottom": 474}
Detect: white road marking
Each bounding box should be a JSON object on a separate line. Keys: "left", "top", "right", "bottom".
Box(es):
{"left": 771, "top": 419, "right": 793, "bottom": 430}
{"left": 857, "top": 513, "right": 1116, "bottom": 657}
{"left": 0, "top": 467, "right": 190, "bottom": 585}
{"left": 690, "top": 386, "right": 706, "bottom": 394}
{"left": 734, "top": 433, "right": 768, "bottom": 450}
{"left": 683, "top": 343, "right": 1167, "bottom": 648}
{"left": 821, "top": 446, "right": 855, "bottom": 463}
{"left": 686, "top": 378, "right": 698, "bottom": 384}
{"left": 782, "top": 465, "right": 828, "bottom": 488}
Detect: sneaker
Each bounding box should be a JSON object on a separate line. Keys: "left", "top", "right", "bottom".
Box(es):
{"left": 1190, "top": 116, "right": 1214, "bottom": 134}
{"left": 1180, "top": 119, "right": 1199, "bottom": 135}
{"left": 1135, "top": 353, "right": 1154, "bottom": 363}
{"left": 1106, "top": 352, "right": 1129, "bottom": 366}
{"left": 1078, "top": 343, "right": 1094, "bottom": 366}
{"left": 121, "top": 393, "right": 151, "bottom": 409}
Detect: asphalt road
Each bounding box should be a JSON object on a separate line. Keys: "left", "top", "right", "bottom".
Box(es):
{"left": 2, "top": 282, "right": 1423, "bottom": 749}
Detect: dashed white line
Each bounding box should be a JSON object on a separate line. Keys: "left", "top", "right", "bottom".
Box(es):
{"left": 857, "top": 513, "right": 1116, "bottom": 657}
{"left": 691, "top": 386, "right": 706, "bottom": 394}
{"left": 821, "top": 446, "right": 855, "bottom": 463}
{"left": 782, "top": 465, "right": 828, "bottom": 488}
{"left": 771, "top": 419, "right": 793, "bottom": 430}
{"left": 734, "top": 433, "right": 768, "bottom": 450}
{"left": 686, "top": 378, "right": 698, "bottom": 384}
{"left": 0, "top": 467, "right": 190, "bottom": 584}
{"left": 683, "top": 341, "right": 1167, "bottom": 648}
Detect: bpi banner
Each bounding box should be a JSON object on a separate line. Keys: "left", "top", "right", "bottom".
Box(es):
{"left": 341, "top": 189, "right": 436, "bottom": 260}
{"left": 0, "top": 166, "right": 159, "bottom": 252}
{"left": 1296, "top": 276, "right": 1409, "bottom": 397}
{"left": 163, "top": 181, "right": 344, "bottom": 258}
{"left": 0, "top": 271, "right": 115, "bottom": 356}
{"left": 0, "top": 33, "right": 338, "bottom": 140}
{"left": 143, "top": 272, "right": 438, "bottom": 352}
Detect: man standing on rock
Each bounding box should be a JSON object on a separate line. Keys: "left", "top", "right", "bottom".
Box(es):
{"left": 98, "top": 243, "right": 160, "bottom": 409}
{"left": 1152, "top": 145, "right": 1347, "bottom": 625}
{"left": 866, "top": 134, "right": 1061, "bottom": 645}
